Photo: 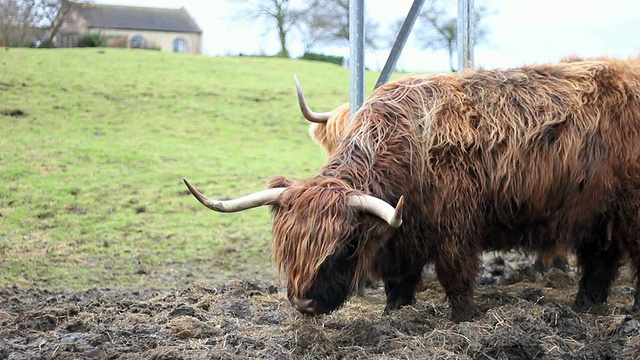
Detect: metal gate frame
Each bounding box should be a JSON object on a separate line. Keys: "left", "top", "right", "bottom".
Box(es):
{"left": 348, "top": 0, "right": 474, "bottom": 118}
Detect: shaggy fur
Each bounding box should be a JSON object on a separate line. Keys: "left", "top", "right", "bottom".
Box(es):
{"left": 305, "top": 95, "right": 570, "bottom": 273}
{"left": 269, "top": 56, "right": 640, "bottom": 322}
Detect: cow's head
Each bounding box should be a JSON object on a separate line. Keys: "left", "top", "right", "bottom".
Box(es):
{"left": 183, "top": 178, "right": 404, "bottom": 314}
{"left": 295, "top": 75, "right": 351, "bottom": 153}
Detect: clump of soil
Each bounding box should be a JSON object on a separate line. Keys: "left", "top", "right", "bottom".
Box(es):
{"left": 1, "top": 109, "right": 26, "bottom": 117}
{"left": 1, "top": 254, "right": 640, "bottom": 359}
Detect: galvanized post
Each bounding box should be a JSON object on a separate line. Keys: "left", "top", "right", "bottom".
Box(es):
{"left": 349, "top": 0, "right": 365, "bottom": 118}
{"left": 375, "top": 0, "right": 425, "bottom": 89}
{"left": 457, "top": 0, "right": 475, "bottom": 71}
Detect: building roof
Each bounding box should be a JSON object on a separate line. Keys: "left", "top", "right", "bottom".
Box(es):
{"left": 74, "top": 3, "right": 202, "bottom": 33}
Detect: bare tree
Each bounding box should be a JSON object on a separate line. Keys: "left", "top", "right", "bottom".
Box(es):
{"left": 41, "top": 0, "right": 89, "bottom": 47}
{"left": 0, "top": 0, "right": 90, "bottom": 47}
{"left": 228, "top": 0, "right": 307, "bottom": 58}
{"left": 415, "top": 0, "right": 489, "bottom": 71}
{"left": 300, "top": 0, "right": 380, "bottom": 52}
{"left": 0, "top": 0, "right": 40, "bottom": 46}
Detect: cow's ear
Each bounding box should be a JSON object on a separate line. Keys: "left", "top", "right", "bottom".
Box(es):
{"left": 268, "top": 176, "right": 299, "bottom": 189}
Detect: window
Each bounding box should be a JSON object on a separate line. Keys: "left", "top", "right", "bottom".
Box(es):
{"left": 130, "top": 35, "right": 146, "bottom": 49}
{"left": 173, "top": 37, "right": 188, "bottom": 53}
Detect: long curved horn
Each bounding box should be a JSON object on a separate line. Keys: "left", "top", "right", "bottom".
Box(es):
{"left": 347, "top": 195, "right": 404, "bottom": 228}
{"left": 183, "top": 178, "right": 285, "bottom": 212}
{"left": 294, "top": 75, "right": 332, "bottom": 123}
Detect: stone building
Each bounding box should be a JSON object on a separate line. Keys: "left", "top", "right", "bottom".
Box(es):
{"left": 55, "top": 3, "right": 202, "bottom": 54}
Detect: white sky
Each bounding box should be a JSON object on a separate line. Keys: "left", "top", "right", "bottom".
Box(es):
{"left": 96, "top": 0, "right": 640, "bottom": 72}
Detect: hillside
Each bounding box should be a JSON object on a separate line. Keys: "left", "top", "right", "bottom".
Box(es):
{"left": 0, "top": 48, "right": 381, "bottom": 290}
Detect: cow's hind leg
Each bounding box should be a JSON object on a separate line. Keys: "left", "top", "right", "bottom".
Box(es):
{"left": 383, "top": 269, "right": 422, "bottom": 314}
{"left": 633, "top": 275, "right": 640, "bottom": 312}
{"left": 573, "top": 236, "right": 622, "bottom": 311}
{"left": 435, "top": 251, "right": 482, "bottom": 323}
{"left": 620, "top": 237, "right": 640, "bottom": 312}
{"left": 625, "top": 238, "right": 640, "bottom": 312}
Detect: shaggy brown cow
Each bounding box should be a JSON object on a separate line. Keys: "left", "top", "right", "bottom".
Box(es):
{"left": 295, "top": 75, "right": 571, "bottom": 274}
{"left": 184, "top": 57, "right": 640, "bottom": 322}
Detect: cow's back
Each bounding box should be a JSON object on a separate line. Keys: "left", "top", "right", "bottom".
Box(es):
{"left": 341, "top": 58, "right": 640, "bottom": 246}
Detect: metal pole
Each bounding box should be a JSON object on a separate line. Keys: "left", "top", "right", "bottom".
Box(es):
{"left": 349, "top": 0, "right": 365, "bottom": 118}
{"left": 375, "top": 0, "right": 425, "bottom": 89}
{"left": 457, "top": 0, "right": 475, "bottom": 71}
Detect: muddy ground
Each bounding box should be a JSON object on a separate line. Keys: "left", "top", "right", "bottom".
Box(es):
{"left": 2, "top": 253, "right": 640, "bottom": 359}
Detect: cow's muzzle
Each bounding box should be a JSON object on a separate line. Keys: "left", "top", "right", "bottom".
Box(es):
{"left": 291, "top": 296, "right": 317, "bottom": 314}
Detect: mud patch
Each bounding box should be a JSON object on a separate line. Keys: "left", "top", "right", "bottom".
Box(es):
{"left": 1, "top": 266, "right": 640, "bottom": 359}
{"left": 1, "top": 109, "right": 26, "bottom": 117}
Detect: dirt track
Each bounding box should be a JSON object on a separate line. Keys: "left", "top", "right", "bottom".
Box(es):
{"left": 2, "top": 254, "right": 640, "bottom": 359}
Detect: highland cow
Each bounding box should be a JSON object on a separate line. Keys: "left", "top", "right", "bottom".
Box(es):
{"left": 294, "top": 75, "right": 571, "bottom": 274}
{"left": 184, "top": 57, "right": 640, "bottom": 322}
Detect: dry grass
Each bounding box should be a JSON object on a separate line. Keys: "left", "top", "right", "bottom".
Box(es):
{"left": 2, "top": 262, "right": 640, "bottom": 359}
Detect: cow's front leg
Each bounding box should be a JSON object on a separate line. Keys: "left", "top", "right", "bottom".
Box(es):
{"left": 435, "top": 251, "right": 481, "bottom": 323}
{"left": 573, "top": 235, "right": 621, "bottom": 311}
{"left": 382, "top": 269, "right": 422, "bottom": 314}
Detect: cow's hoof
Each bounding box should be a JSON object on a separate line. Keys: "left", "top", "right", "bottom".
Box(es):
{"left": 382, "top": 297, "right": 415, "bottom": 315}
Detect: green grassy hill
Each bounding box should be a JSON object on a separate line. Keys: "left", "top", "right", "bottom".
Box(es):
{"left": 0, "top": 48, "right": 386, "bottom": 290}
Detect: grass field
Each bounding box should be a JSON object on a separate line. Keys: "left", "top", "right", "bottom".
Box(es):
{"left": 0, "top": 48, "right": 387, "bottom": 290}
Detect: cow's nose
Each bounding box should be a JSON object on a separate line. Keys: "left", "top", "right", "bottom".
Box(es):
{"left": 292, "top": 296, "right": 317, "bottom": 314}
